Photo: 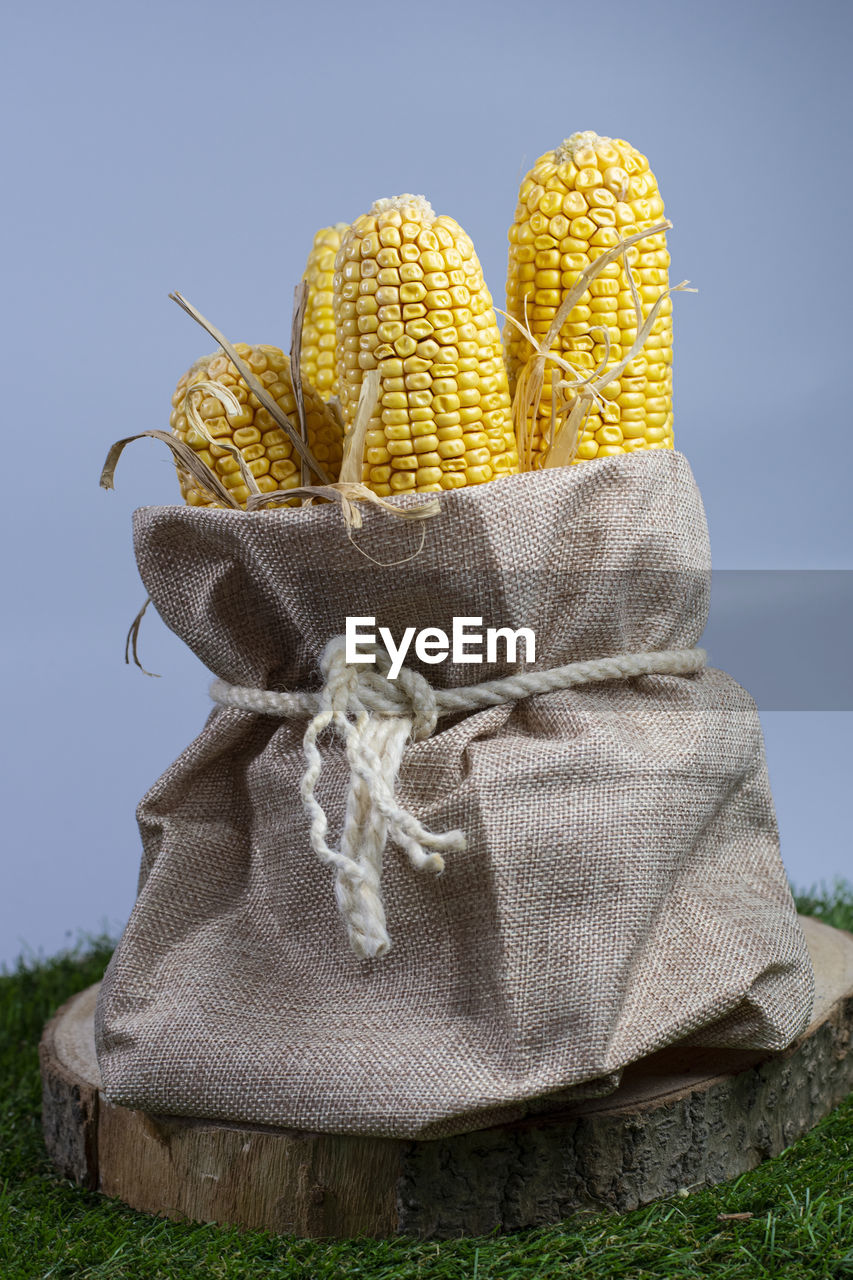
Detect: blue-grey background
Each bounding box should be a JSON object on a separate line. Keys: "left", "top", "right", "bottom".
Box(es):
{"left": 1, "top": 0, "right": 850, "bottom": 967}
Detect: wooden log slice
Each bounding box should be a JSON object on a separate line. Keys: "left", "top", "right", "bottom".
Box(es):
{"left": 40, "top": 916, "right": 853, "bottom": 1239}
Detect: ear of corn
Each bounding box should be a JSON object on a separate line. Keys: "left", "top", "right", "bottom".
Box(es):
{"left": 505, "top": 131, "right": 672, "bottom": 465}
{"left": 333, "top": 194, "right": 519, "bottom": 495}
{"left": 300, "top": 223, "right": 349, "bottom": 399}
{"left": 170, "top": 343, "right": 344, "bottom": 507}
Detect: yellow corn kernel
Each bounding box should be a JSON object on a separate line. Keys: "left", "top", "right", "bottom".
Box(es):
{"left": 300, "top": 222, "right": 350, "bottom": 399}
{"left": 169, "top": 345, "right": 344, "bottom": 508}
{"left": 504, "top": 131, "right": 673, "bottom": 467}
{"left": 334, "top": 194, "right": 519, "bottom": 495}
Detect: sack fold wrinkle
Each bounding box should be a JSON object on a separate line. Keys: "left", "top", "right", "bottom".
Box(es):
{"left": 212, "top": 636, "right": 707, "bottom": 960}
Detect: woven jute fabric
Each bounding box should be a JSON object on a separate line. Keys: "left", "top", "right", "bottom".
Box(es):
{"left": 95, "top": 451, "right": 815, "bottom": 1139}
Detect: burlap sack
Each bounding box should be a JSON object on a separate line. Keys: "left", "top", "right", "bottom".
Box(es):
{"left": 95, "top": 450, "right": 815, "bottom": 1139}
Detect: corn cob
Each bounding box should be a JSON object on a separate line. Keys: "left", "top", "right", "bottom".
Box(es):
{"left": 505, "top": 131, "right": 672, "bottom": 465}
{"left": 169, "top": 344, "right": 344, "bottom": 507}
{"left": 300, "top": 223, "right": 349, "bottom": 398}
{"left": 334, "top": 194, "right": 519, "bottom": 495}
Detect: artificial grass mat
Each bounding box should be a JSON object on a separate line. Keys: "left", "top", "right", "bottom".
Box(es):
{"left": 2, "top": 884, "right": 851, "bottom": 1279}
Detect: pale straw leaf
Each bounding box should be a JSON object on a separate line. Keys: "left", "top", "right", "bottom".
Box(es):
{"left": 289, "top": 281, "right": 310, "bottom": 487}
{"left": 505, "top": 218, "right": 696, "bottom": 471}
{"left": 246, "top": 478, "right": 438, "bottom": 564}
{"left": 247, "top": 481, "right": 439, "bottom": 524}
{"left": 168, "top": 291, "right": 332, "bottom": 485}
{"left": 100, "top": 429, "right": 242, "bottom": 509}
{"left": 339, "top": 368, "right": 380, "bottom": 485}
{"left": 184, "top": 381, "right": 261, "bottom": 498}
{"left": 124, "top": 595, "right": 160, "bottom": 678}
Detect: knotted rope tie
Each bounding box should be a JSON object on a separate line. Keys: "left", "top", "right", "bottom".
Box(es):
{"left": 210, "top": 639, "right": 706, "bottom": 960}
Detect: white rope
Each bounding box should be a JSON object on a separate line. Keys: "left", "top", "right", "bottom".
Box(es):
{"left": 210, "top": 639, "right": 706, "bottom": 960}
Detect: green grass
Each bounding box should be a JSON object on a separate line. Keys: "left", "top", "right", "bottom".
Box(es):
{"left": 2, "top": 886, "right": 851, "bottom": 1280}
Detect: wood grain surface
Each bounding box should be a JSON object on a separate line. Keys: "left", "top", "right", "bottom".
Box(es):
{"left": 40, "top": 916, "right": 853, "bottom": 1239}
